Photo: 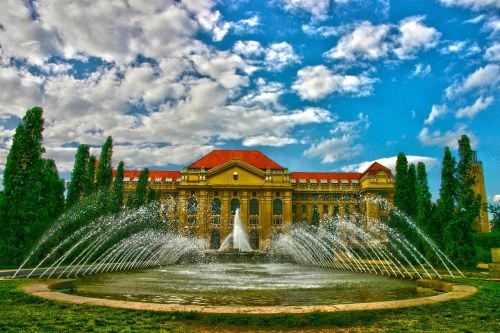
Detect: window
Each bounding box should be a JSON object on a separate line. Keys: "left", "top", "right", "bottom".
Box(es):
{"left": 301, "top": 194, "right": 307, "bottom": 200}
{"left": 249, "top": 198, "right": 259, "bottom": 215}
{"left": 233, "top": 191, "right": 238, "bottom": 197}
{"left": 343, "top": 194, "right": 350, "bottom": 200}
{"left": 345, "top": 205, "right": 350, "bottom": 217}
{"left": 276, "top": 192, "right": 280, "bottom": 197}
{"left": 250, "top": 230, "right": 259, "bottom": 250}
{"left": 301, "top": 204, "right": 307, "bottom": 213}
{"left": 355, "top": 204, "right": 361, "bottom": 213}
{"left": 187, "top": 198, "right": 198, "bottom": 215}
{"left": 250, "top": 218, "right": 258, "bottom": 225}
{"left": 333, "top": 194, "right": 339, "bottom": 200}
{"left": 273, "top": 218, "right": 282, "bottom": 225}
{"left": 210, "top": 231, "right": 220, "bottom": 249}
{"left": 230, "top": 198, "right": 240, "bottom": 214}
{"left": 273, "top": 199, "right": 283, "bottom": 215}
{"left": 323, "top": 204, "right": 328, "bottom": 214}
{"left": 292, "top": 205, "right": 297, "bottom": 213}
{"left": 252, "top": 191, "right": 257, "bottom": 197}
{"left": 379, "top": 201, "right": 388, "bottom": 211}
{"left": 334, "top": 205, "right": 340, "bottom": 216}
{"left": 292, "top": 194, "right": 297, "bottom": 200}
{"left": 313, "top": 204, "right": 318, "bottom": 212}
{"left": 322, "top": 194, "right": 328, "bottom": 200}
{"left": 188, "top": 217, "right": 196, "bottom": 225}
{"left": 212, "top": 217, "right": 220, "bottom": 225}
{"left": 312, "top": 194, "right": 318, "bottom": 200}
{"left": 212, "top": 198, "right": 221, "bottom": 216}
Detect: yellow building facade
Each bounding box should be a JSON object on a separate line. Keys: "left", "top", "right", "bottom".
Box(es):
{"left": 120, "top": 150, "right": 396, "bottom": 250}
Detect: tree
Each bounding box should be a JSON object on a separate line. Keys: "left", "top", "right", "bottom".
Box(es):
{"left": 443, "top": 135, "right": 479, "bottom": 266}
{"left": 486, "top": 203, "right": 500, "bottom": 231}
{"left": 127, "top": 168, "right": 149, "bottom": 209}
{"left": 415, "top": 162, "right": 436, "bottom": 258}
{"left": 110, "top": 161, "right": 125, "bottom": 213}
{"left": 95, "top": 136, "right": 113, "bottom": 190}
{"left": 84, "top": 154, "right": 97, "bottom": 196}
{"left": 407, "top": 163, "right": 418, "bottom": 218}
{"left": 0, "top": 107, "right": 64, "bottom": 265}
{"left": 393, "top": 152, "right": 410, "bottom": 212}
{"left": 66, "top": 144, "right": 90, "bottom": 208}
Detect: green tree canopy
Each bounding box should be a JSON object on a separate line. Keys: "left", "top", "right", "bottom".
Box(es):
{"left": 66, "top": 144, "right": 90, "bottom": 208}
{"left": 110, "top": 161, "right": 125, "bottom": 213}
{"left": 95, "top": 136, "right": 113, "bottom": 190}
{"left": 84, "top": 154, "right": 97, "bottom": 196}
{"left": 127, "top": 168, "right": 149, "bottom": 209}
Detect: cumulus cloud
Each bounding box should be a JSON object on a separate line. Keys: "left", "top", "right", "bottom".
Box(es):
{"left": 439, "top": 0, "right": 500, "bottom": 10}
{"left": 484, "top": 42, "right": 500, "bottom": 61}
{"left": 264, "top": 42, "right": 301, "bottom": 71}
{"left": 455, "top": 96, "right": 494, "bottom": 119}
{"left": 445, "top": 64, "right": 500, "bottom": 99}
{"left": 304, "top": 113, "right": 369, "bottom": 163}
{"left": 418, "top": 125, "right": 477, "bottom": 148}
{"left": 233, "top": 40, "right": 265, "bottom": 57}
{"left": 341, "top": 155, "right": 438, "bottom": 173}
{"left": 324, "top": 17, "right": 440, "bottom": 62}
{"left": 292, "top": 65, "right": 376, "bottom": 100}
{"left": 242, "top": 136, "right": 298, "bottom": 147}
{"left": 425, "top": 104, "right": 449, "bottom": 125}
{"left": 494, "top": 194, "right": 500, "bottom": 202}
{"left": 282, "top": 0, "right": 331, "bottom": 20}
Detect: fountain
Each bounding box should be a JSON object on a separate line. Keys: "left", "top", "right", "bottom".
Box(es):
{"left": 6, "top": 192, "right": 470, "bottom": 311}
{"left": 219, "top": 208, "right": 252, "bottom": 252}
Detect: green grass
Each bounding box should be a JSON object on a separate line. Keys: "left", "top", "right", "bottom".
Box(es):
{"left": 0, "top": 278, "right": 499, "bottom": 332}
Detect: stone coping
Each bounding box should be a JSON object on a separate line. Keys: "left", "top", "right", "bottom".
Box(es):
{"left": 20, "top": 278, "right": 477, "bottom": 315}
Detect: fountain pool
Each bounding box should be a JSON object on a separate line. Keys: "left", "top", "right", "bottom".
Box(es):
{"left": 57, "top": 263, "right": 425, "bottom": 306}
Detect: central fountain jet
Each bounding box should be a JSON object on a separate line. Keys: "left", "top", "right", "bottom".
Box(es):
{"left": 219, "top": 208, "right": 252, "bottom": 252}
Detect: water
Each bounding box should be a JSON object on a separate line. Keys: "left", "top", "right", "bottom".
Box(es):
{"left": 219, "top": 208, "right": 252, "bottom": 252}
{"left": 61, "top": 263, "right": 423, "bottom": 306}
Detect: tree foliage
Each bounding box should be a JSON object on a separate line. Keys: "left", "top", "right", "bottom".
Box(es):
{"left": 66, "top": 144, "right": 90, "bottom": 208}
{"left": 95, "top": 136, "right": 113, "bottom": 190}
{"left": 110, "top": 161, "right": 125, "bottom": 213}
{"left": 84, "top": 155, "right": 96, "bottom": 196}
{"left": 415, "top": 162, "right": 436, "bottom": 258}
{"left": 127, "top": 168, "right": 149, "bottom": 209}
{"left": 0, "top": 107, "right": 64, "bottom": 265}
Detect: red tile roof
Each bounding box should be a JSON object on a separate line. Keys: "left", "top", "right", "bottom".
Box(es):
{"left": 362, "top": 162, "right": 392, "bottom": 176}
{"left": 188, "top": 150, "right": 283, "bottom": 170}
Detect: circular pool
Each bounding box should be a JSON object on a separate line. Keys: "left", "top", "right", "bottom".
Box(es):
{"left": 60, "top": 263, "right": 425, "bottom": 306}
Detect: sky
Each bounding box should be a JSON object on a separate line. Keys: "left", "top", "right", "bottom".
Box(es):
{"left": 0, "top": 0, "right": 499, "bottom": 203}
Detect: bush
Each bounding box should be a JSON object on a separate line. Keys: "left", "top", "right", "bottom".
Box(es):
{"left": 475, "top": 247, "right": 492, "bottom": 263}
{"left": 473, "top": 232, "right": 500, "bottom": 250}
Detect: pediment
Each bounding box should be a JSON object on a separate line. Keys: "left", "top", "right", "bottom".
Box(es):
{"left": 206, "top": 158, "right": 266, "bottom": 178}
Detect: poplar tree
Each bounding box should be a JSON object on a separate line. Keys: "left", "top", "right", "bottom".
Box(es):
{"left": 127, "top": 168, "right": 149, "bottom": 209}
{"left": 66, "top": 144, "right": 90, "bottom": 208}
{"left": 96, "top": 136, "right": 113, "bottom": 189}
{"left": 0, "top": 107, "right": 64, "bottom": 265}
{"left": 110, "top": 161, "right": 125, "bottom": 213}
{"left": 407, "top": 163, "right": 418, "bottom": 218}
{"left": 390, "top": 153, "right": 411, "bottom": 238}
{"left": 443, "top": 135, "right": 478, "bottom": 266}
{"left": 433, "top": 146, "right": 457, "bottom": 247}
{"left": 84, "top": 154, "right": 97, "bottom": 196}
{"left": 146, "top": 187, "right": 159, "bottom": 204}
{"left": 415, "top": 162, "right": 435, "bottom": 257}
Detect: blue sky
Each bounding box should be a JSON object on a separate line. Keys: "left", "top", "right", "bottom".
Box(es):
{"left": 0, "top": 0, "right": 499, "bottom": 202}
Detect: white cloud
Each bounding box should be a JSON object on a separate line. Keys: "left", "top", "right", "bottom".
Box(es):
{"left": 264, "top": 42, "right": 300, "bottom": 71}
{"left": 325, "top": 21, "right": 391, "bottom": 61}
{"left": 0, "top": 67, "right": 44, "bottom": 118}
{"left": 282, "top": 0, "right": 331, "bottom": 20}
{"left": 242, "top": 136, "right": 298, "bottom": 147}
{"left": 439, "top": 0, "right": 500, "bottom": 10}
{"left": 394, "top": 16, "right": 441, "bottom": 59}
{"left": 233, "top": 40, "right": 264, "bottom": 57}
{"left": 412, "top": 63, "right": 431, "bottom": 77}
{"left": 455, "top": 96, "right": 494, "bottom": 119}
{"left": 418, "top": 125, "right": 477, "bottom": 148}
{"left": 341, "top": 155, "right": 438, "bottom": 173}
{"left": 440, "top": 41, "right": 467, "bottom": 54}
{"left": 304, "top": 113, "right": 369, "bottom": 163}
{"left": 445, "top": 64, "right": 500, "bottom": 99}
{"left": 484, "top": 42, "right": 500, "bottom": 61}
{"left": 494, "top": 194, "right": 500, "bottom": 202}
{"left": 425, "top": 104, "right": 449, "bottom": 125}
{"left": 292, "top": 65, "right": 376, "bottom": 100}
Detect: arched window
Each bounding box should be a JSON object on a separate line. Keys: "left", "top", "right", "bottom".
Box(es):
{"left": 212, "top": 198, "right": 221, "bottom": 216}
{"left": 250, "top": 230, "right": 259, "bottom": 250}
{"left": 249, "top": 198, "right": 259, "bottom": 215}
{"left": 230, "top": 198, "right": 240, "bottom": 214}
{"left": 187, "top": 197, "right": 198, "bottom": 215}
{"left": 273, "top": 199, "right": 282, "bottom": 215}
{"left": 210, "top": 231, "right": 221, "bottom": 249}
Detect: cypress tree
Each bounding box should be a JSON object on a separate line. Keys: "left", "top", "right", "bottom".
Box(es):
{"left": 393, "top": 152, "right": 409, "bottom": 212}
{"left": 110, "top": 161, "right": 125, "bottom": 213}
{"left": 443, "top": 135, "right": 478, "bottom": 266}
{"left": 146, "top": 186, "right": 159, "bottom": 204}
{"left": 127, "top": 168, "right": 149, "bottom": 209}
{"left": 433, "top": 146, "right": 457, "bottom": 247}
{"left": 0, "top": 107, "right": 55, "bottom": 265}
{"left": 415, "top": 162, "right": 436, "bottom": 258}
{"left": 96, "top": 136, "right": 113, "bottom": 189}
{"left": 66, "top": 144, "right": 90, "bottom": 208}
{"left": 407, "top": 163, "right": 418, "bottom": 218}
{"left": 84, "top": 154, "right": 97, "bottom": 196}
{"left": 41, "top": 159, "right": 65, "bottom": 221}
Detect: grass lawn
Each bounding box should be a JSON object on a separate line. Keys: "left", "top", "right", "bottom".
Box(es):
{"left": 0, "top": 278, "right": 499, "bottom": 332}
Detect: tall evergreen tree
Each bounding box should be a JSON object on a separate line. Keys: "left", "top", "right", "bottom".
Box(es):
{"left": 66, "top": 144, "right": 90, "bottom": 208}
{"left": 110, "top": 161, "right": 125, "bottom": 213}
{"left": 393, "top": 152, "right": 410, "bottom": 212}
{"left": 127, "top": 168, "right": 149, "bottom": 209}
{"left": 443, "top": 135, "right": 479, "bottom": 266}
{"left": 95, "top": 136, "right": 113, "bottom": 189}
{"left": 0, "top": 107, "right": 64, "bottom": 265}
{"left": 84, "top": 154, "right": 97, "bottom": 196}
{"left": 407, "top": 163, "right": 418, "bottom": 218}
{"left": 433, "top": 146, "right": 457, "bottom": 247}
{"left": 146, "top": 186, "right": 159, "bottom": 204}
{"left": 415, "top": 162, "right": 436, "bottom": 257}
{"left": 41, "top": 159, "right": 65, "bottom": 221}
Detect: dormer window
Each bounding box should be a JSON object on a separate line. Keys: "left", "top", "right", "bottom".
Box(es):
{"left": 155, "top": 177, "right": 162, "bottom": 183}
{"left": 341, "top": 179, "right": 348, "bottom": 185}
{"left": 133, "top": 177, "right": 139, "bottom": 182}
{"left": 299, "top": 179, "right": 307, "bottom": 184}
{"left": 166, "top": 178, "right": 173, "bottom": 183}
{"left": 320, "top": 179, "right": 327, "bottom": 184}
{"left": 290, "top": 179, "right": 297, "bottom": 184}
{"left": 123, "top": 177, "right": 130, "bottom": 182}
{"left": 331, "top": 179, "right": 339, "bottom": 185}
{"left": 310, "top": 179, "right": 317, "bottom": 184}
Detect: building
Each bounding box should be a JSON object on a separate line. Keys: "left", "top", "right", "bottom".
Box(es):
{"left": 119, "top": 150, "right": 395, "bottom": 250}
{"left": 471, "top": 151, "right": 489, "bottom": 232}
